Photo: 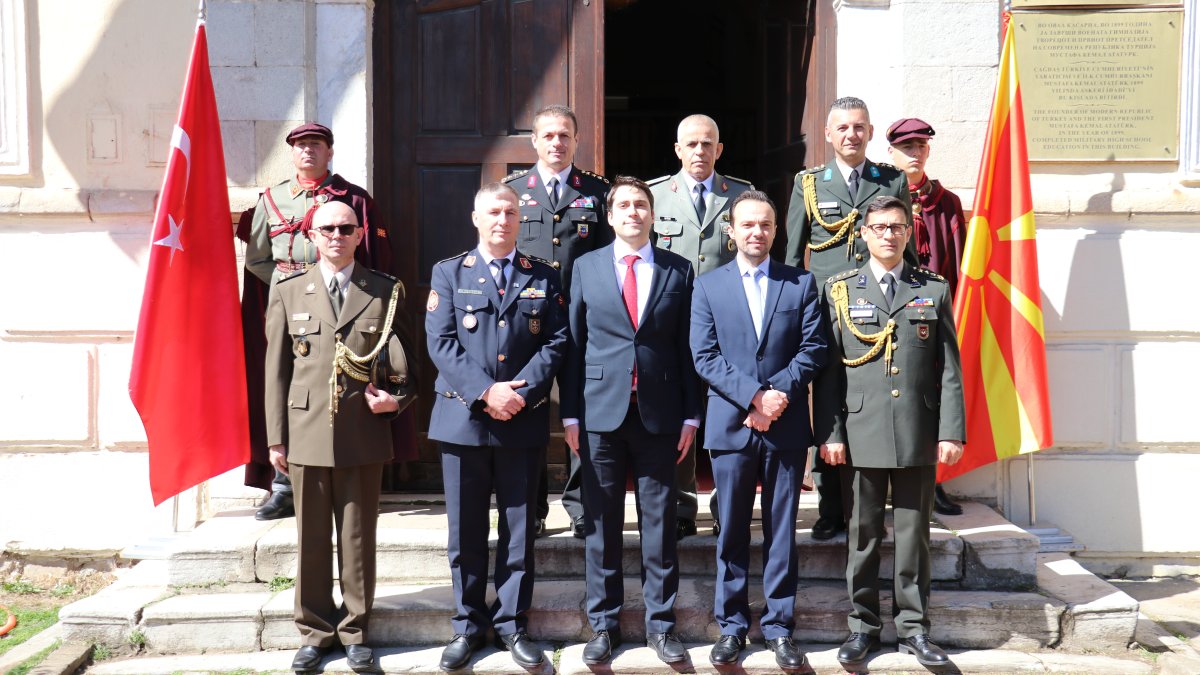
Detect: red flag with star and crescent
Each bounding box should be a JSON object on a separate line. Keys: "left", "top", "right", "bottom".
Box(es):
{"left": 939, "top": 12, "right": 1053, "bottom": 483}
{"left": 129, "top": 20, "right": 249, "bottom": 505}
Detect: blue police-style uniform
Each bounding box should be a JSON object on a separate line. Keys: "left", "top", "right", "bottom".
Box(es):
{"left": 425, "top": 248, "right": 568, "bottom": 639}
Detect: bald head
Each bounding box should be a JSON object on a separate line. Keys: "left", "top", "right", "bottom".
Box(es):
{"left": 677, "top": 114, "right": 720, "bottom": 143}
{"left": 675, "top": 114, "right": 724, "bottom": 181}
{"left": 307, "top": 200, "right": 362, "bottom": 270}
{"left": 312, "top": 200, "right": 359, "bottom": 229}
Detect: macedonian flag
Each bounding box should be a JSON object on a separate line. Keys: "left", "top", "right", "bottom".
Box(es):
{"left": 939, "top": 12, "right": 1053, "bottom": 483}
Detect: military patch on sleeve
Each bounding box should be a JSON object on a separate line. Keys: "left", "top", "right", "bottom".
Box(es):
{"left": 426, "top": 290, "right": 440, "bottom": 312}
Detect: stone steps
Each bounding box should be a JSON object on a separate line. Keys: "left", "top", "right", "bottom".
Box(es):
{"left": 83, "top": 644, "right": 1154, "bottom": 675}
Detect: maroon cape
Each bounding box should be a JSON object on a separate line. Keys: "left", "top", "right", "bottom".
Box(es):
{"left": 911, "top": 178, "right": 966, "bottom": 297}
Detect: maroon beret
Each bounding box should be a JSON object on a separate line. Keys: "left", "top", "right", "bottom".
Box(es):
{"left": 886, "top": 118, "right": 935, "bottom": 144}
{"left": 285, "top": 122, "right": 334, "bottom": 146}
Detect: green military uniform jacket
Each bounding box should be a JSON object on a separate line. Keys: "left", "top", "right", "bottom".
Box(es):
{"left": 783, "top": 159, "right": 915, "bottom": 285}
{"left": 813, "top": 262, "right": 966, "bottom": 468}
{"left": 649, "top": 170, "right": 753, "bottom": 276}
{"left": 264, "top": 264, "right": 414, "bottom": 467}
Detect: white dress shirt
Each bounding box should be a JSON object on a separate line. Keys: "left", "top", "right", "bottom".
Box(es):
{"left": 319, "top": 260, "right": 355, "bottom": 301}
{"left": 736, "top": 257, "right": 770, "bottom": 339}
{"left": 834, "top": 158, "right": 867, "bottom": 187}
{"left": 477, "top": 248, "right": 516, "bottom": 289}
{"left": 680, "top": 172, "right": 715, "bottom": 216}
{"left": 537, "top": 163, "right": 573, "bottom": 203}
{"left": 868, "top": 258, "right": 905, "bottom": 303}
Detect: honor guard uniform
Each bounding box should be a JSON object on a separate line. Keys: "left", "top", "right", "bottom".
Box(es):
{"left": 503, "top": 167, "right": 612, "bottom": 301}
{"left": 649, "top": 172, "right": 753, "bottom": 277}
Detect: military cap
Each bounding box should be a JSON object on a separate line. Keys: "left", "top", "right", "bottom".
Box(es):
{"left": 886, "top": 118, "right": 935, "bottom": 145}
{"left": 286, "top": 122, "right": 334, "bottom": 146}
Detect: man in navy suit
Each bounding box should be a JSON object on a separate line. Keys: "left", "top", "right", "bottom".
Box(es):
{"left": 426, "top": 183, "right": 568, "bottom": 672}
{"left": 560, "top": 176, "right": 701, "bottom": 665}
{"left": 691, "top": 191, "right": 827, "bottom": 671}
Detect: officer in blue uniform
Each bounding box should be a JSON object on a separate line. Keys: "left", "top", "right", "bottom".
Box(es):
{"left": 426, "top": 182, "right": 568, "bottom": 672}
{"left": 503, "top": 104, "right": 611, "bottom": 537}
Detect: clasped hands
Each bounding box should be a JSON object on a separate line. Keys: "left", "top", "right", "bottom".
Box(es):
{"left": 743, "top": 388, "right": 788, "bottom": 432}
{"left": 482, "top": 379, "right": 528, "bottom": 421}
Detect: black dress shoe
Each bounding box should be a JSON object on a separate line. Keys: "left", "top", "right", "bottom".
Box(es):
{"left": 676, "top": 518, "right": 698, "bottom": 540}
{"left": 256, "top": 492, "right": 295, "bottom": 521}
{"left": 291, "top": 645, "right": 331, "bottom": 672}
{"left": 810, "top": 516, "right": 845, "bottom": 541}
{"left": 571, "top": 516, "right": 586, "bottom": 539}
{"left": 495, "top": 631, "right": 544, "bottom": 667}
{"left": 344, "top": 644, "right": 375, "bottom": 673}
{"left": 534, "top": 518, "right": 546, "bottom": 538}
{"left": 582, "top": 630, "right": 620, "bottom": 664}
{"left": 712, "top": 519, "right": 721, "bottom": 537}
{"left": 934, "top": 484, "right": 964, "bottom": 516}
{"left": 899, "top": 634, "right": 950, "bottom": 666}
{"left": 836, "top": 632, "right": 879, "bottom": 665}
{"left": 646, "top": 632, "right": 686, "bottom": 663}
{"left": 764, "top": 636, "right": 807, "bottom": 671}
{"left": 708, "top": 634, "right": 744, "bottom": 665}
{"left": 439, "top": 633, "right": 484, "bottom": 672}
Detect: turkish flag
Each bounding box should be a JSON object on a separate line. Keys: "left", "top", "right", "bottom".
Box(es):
{"left": 130, "top": 21, "right": 249, "bottom": 505}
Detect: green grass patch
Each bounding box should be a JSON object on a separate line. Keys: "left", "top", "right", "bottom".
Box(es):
{"left": 92, "top": 643, "right": 112, "bottom": 661}
{"left": 1, "top": 580, "right": 40, "bottom": 595}
{"left": 268, "top": 576, "right": 296, "bottom": 592}
{"left": 0, "top": 606, "right": 59, "bottom": 657}
{"left": 5, "top": 639, "right": 59, "bottom": 675}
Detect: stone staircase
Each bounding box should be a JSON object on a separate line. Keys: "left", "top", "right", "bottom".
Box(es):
{"left": 61, "top": 496, "right": 1144, "bottom": 673}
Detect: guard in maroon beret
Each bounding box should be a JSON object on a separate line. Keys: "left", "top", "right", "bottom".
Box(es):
{"left": 238, "top": 122, "right": 414, "bottom": 520}
{"left": 886, "top": 117, "right": 966, "bottom": 517}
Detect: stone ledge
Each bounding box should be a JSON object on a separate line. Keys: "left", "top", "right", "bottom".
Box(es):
{"left": 1038, "top": 552, "right": 1138, "bottom": 651}
{"left": 140, "top": 591, "right": 274, "bottom": 653}
{"left": 59, "top": 584, "right": 167, "bottom": 646}
{"left": 938, "top": 501, "right": 1039, "bottom": 590}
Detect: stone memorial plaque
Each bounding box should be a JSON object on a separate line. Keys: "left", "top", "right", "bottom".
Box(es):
{"left": 1015, "top": 10, "right": 1182, "bottom": 161}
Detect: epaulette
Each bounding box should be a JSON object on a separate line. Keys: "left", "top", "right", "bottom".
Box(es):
{"left": 797, "top": 165, "right": 824, "bottom": 180}
{"left": 916, "top": 267, "right": 946, "bottom": 282}
{"left": 646, "top": 175, "right": 671, "bottom": 186}
{"left": 367, "top": 268, "right": 399, "bottom": 282}
{"left": 522, "top": 254, "right": 554, "bottom": 268}
{"left": 874, "top": 162, "right": 899, "bottom": 170}
{"left": 578, "top": 169, "right": 610, "bottom": 184}
{"left": 278, "top": 269, "right": 307, "bottom": 283}
{"left": 826, "top": 268, "right": 859, "bottom": 285}
{"left": 436, "top": 250, "right": 471, "bottom": 265}
{"left": 501, "top": 169, "right": 529, "bottom": 182}
{"left": 724, "top": 174, "right": 752, "bottom": 186}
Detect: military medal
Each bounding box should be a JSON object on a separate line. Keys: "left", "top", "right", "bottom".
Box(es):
{"left": 426, "top": 290, "right": 439, "bottom": 311}
{"left": 529, "top": 317, "right": 541, "bottom": 334}
{"left": 913, "top": 202, "right": 922, "bottom": 215}
{"left": 296, "top": 337, "right": 310, "bottom": 356}
{"left": 661, "top": 237, "right": 672, "bottom": 248}
{"left": 918, "top": 324, "right": 930, "bottom": 340}
{"left": 527, "top": 200, "right": 538, "bottom": 206}
{"left": 462, "top": 314, "right": 478, "bottom": 330}
{"left": 521, "top": 193, "right": 531, "bottom": 200}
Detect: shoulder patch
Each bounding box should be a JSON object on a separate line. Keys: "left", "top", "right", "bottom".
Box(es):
{"left": 277, "top": 269, "right": 306, "bottom": 283}
{"left": 367, "top": 268, "right": 399, "bottom": 282}
{"left": 916, "top": 267, "right": 946, "bottom": 282}
{"left": 826, "top": 268, "right": 859, "bottom": 285}
{"left": 435, "top": 250, "right": 471, "bottom": 265}
{"left": 502, "top": 169, "right": 530, "bottom": 183}
{"left": 724, "top": 174, "right": 752, "bottom": 186}
{"left": 522, "top": 254, "right": 554, "bottom": 269}
{"left": 578, "top": 169, "right": 610, "bottom": 184}
{"left": 646, "top": 175, "right": 671, "bottom": 186}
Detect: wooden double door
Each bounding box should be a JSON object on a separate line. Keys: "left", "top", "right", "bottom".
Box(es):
{"left": 373, "top": 0, "right": 833, "bottom": 489}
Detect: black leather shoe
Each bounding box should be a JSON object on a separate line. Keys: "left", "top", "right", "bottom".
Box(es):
{"left": 836, "top": 632, "right": 879, "bottom": 665}
{"left": 934, "top": 484, "right": 964, "bottom": 516}
{"left": 344, "top": 644, "right": 375, "bottom": 673}
{"left": 495, "top": 631, "right": 544, "bottom": 667}
{"left": 765, "top": 636, "right": 807, "bottom": 671}
{"left": 571, "top": 516, "right": 586, "bottom": 539}
{"left": 712, "top": 519, "right": 721, "bottom": 537}
{"left": 534, "top": 518, "right": 547, "bottom": 538}
{"left": 810, "top": 516, "right": 845, "bottom": 541}
{"left": 439, "top": 633, "right": 484, "bottom": 672}
{"left": 582, "top": 630, "right": 620, "bottom": 664}
{"left": 708, "top": 634, "right": 744, "bottom": 665}
{"left": 676, "top": 518, "right": 698, "bottom": 540}
{"left": 646, "top": 632, "right": 686, "bottom": 663}
{"left": 291, "top": 645, "right": 331, "bottom": 673}
{"left": 256, "top": 491, "right": 295, "bottom": 521}
{"left": 899, "top": 634, "right": 950, "bottom": 666}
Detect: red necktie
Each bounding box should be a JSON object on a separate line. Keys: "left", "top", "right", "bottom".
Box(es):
{"left": 623, "top": 254, "right": 639, "bottom": 390}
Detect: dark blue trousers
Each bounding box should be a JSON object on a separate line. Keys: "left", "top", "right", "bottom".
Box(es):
{"left": 440, "top": 442, "right": 541, "bottom": 637}
{"left": 711, "top": 439, "right": 802, "bottom": 640}
{"left": 578, "top": 404, "right": 679, "bottom": 634}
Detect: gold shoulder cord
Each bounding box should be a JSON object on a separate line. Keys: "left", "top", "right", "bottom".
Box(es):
{"left": 329, "top": 282, "right": 403, "bottom": 425}
{"left": 831, "top": 280, "right": 897, "bottom": 371}
{"left": 803, "top": 172, "right": 859, "bottom": 260}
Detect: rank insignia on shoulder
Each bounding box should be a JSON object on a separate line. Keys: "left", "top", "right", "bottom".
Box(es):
{"left": 906, "top": 298, "right": 935, "bottom": 307}
{"left": 519, "top": 288, "right": 546, "bottom": 299}
{"left": 917, "top": 268, "right": 946, "bottom": 281}
{"left": 358, "top": 279, "right": 368, "bottom": 288}
{"left": 869, "top": 165, "right": 880, "bottom": 178}
{"left": 572, "top": 174, "right": 581, "bottom": 187}
{"left": 721, "top": 181, "right": 729, "bottom": 191}
{"left": 519, "top": 257, "right": 532, "bottom": 269}
{"left": 856, "top": 274, "right": 868, "bottom": 287}
{"left": 823, "top": 168, "right": 833, "bottom": 181}
{"left": 463, "top": 255, "right": 477, "bottom": 267}
{"left": 526, "top": 174, "right": 537, "bottom": 188}
{"left": 426, "top": 290, "right": 440, "bottom": 311}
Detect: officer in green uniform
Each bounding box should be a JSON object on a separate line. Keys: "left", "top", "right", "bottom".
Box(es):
{"left": 783, "top": 97, "right": 915, "bottom": 540}
{"left": 245, "top": 122, "right": 393, "bottom": 521}
{"left": 648, "top": 114, "right": 752, "bottom": 539}
{"left": 813, "top": 195, "right": 965, "bottom": 669}
{"left": 502, "top": 104, "right": 611, "bottom": 538}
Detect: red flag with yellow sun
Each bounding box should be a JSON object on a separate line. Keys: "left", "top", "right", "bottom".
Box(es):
{"left": 939, "top": 12, "right": 1053, "bottom": 483}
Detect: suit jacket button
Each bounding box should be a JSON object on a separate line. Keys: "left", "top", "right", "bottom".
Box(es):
{"left": 856, "top": 253, "right": 864, "bottom": 261}
{"left": 891, "top": 366, "right": 900, "bottom": 375}
{"left": 552, "top": 261, "right": 561, "bottom": 269}
{"left": 498, "top": 320, "right": 507, "bottom": 327}
{"left": 336, "top": 385, "right": 345, "bottom": 394}
{"left": 757, "top": 355, "right": 764, "bottom": 361}
{"left": 891, "top": 389, "right": 900, "bottom": 398}
{"left": 552, "top": 237, "right": 561, "bottom": 246}
{"left": 498, "top": 354, "right": 506, "bottom": 362}
{"left": 554, "top": 214, "right": 561, "bottom": 222}
{"left": 698, "top": 254, "right": 706, "bottom": 262}
{"left": 335, "top": 332, "right": 343, "bottom": 341}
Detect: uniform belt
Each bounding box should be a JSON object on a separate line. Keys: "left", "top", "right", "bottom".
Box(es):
{"left": 275, "top": 261, "right": 312, "bottom": 274}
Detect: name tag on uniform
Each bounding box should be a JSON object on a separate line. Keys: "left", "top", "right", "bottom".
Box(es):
{"left": 457, "top": 288, "right": 483, "bottom": 295}
{"left": 519, "top": 288, "right": 546, "bottom": 299}
{"left": 849, "top": 304, "right": 876, "bottom": 319}
{"left": 291, "top": 313, "right": 310, "bottom": 321}
{"left": 818, "top": 201, "right": 839, "bottom": 209}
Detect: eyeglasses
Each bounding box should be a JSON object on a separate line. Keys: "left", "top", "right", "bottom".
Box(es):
{"left": 315, "top": 224, "right": 359, "bottom": 237}
{"left": 864, "top": 222, "right": 908, "bottom": 236}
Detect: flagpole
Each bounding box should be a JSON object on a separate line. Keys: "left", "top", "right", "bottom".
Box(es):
{"left": 1027, "top": 453, "right": 1037, "bottom": 526}
{"left": 198, "top": 0, "right": 206, "bottom": 22}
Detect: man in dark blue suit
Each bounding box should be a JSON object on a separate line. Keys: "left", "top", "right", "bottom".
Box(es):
{"left": 691, "top": 191, "right": 827, "bottom": 671}
{"left": 426, "top": 182, "right": 568, "bottom": 672}
{"left": 560, "top": 176, "right": 701, "bottom": 665}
